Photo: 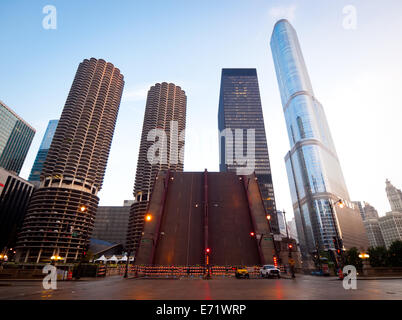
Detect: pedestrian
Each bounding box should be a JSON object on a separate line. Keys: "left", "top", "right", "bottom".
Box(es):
{"left": 289, "top": 258, "right": 296, "bottom": 278}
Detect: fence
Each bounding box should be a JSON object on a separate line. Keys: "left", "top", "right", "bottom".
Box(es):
{"left": 127, "top": 265, "right": 265, "bottom": 279}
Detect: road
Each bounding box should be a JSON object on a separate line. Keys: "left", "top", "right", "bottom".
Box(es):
{"left": 1, "top": 275, "right": 402, "bottom": 300}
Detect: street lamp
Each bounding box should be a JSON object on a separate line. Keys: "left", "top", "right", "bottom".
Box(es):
{"left": 145, "top": 214, "right": 152, "bottom": 222}
{"left": 359, "top": 253, "right": 369, "bottom": 259}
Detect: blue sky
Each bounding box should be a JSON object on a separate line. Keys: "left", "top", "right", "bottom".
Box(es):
{"left": 1, "top": 0, "right": 401, "bottom": 219}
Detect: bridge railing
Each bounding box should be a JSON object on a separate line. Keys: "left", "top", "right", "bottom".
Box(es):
{"left": 127, "top": 265, "right": 265, "bottom": 278}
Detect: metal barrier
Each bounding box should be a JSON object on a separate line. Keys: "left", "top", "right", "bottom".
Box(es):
{"left": 127, "top": 265, "right": 263, "bottom": 279}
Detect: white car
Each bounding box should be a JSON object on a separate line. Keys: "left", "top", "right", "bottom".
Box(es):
{"left": 260, "top": 265, "right": 281, "bottom": 278}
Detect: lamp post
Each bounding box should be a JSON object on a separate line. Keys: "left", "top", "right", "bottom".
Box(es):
{"left": 267, "top": 213, "right": 281, "bottom": 264}
{"left": 75, "top": 205, "right": 88, "bottom": 280}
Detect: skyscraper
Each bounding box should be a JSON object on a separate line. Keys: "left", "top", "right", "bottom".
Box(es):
{"left": 386, "top": 179, "right": 402, "bottom": 212}
{"left": 16, "top": 58, "right": 124, "bottom": 263}
{"left": 379, "top": 212, "right": 402, "bottom": 248}
{"left": 276, "top": 210, "right": 287, "bottom": 237}
{"left": 92, "top": 202, "right": 131, "bottom": 247}
{"left": 270, "top": 20, "right": 368, "bottom": 258}
{"left": 353, "top": 201, "right": 380, "bottom": 221}
{"left": 0, "top": 100, "right": 35, "bottom": 174}
{"left": 28, "top": 120, "right": 59, "bottom": 184}
{"left": 126, "top": 82, "right": 187, "bottom": 253}
{"left": 364, "top": 219, "right": 385, "bottom": 248}
{"left": 0, "top": 168, "right": 34, "bottom": 251}
{"left": 218, "top": 68, "right": 279, "bottom": 233}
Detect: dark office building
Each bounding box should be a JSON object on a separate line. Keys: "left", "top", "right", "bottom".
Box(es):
{"left": 126, "top": 82, "right": 187, "bottom": 253}
{"left": 16, "top": 58, "right": 124, "bottom": 263}
{"left": 0, "top": 168, "right": 34, "bottom": 251}
{"left": 0, "top": 100, "right": 35, "bottom": 174}
{"left": 92, "top": 202, "right": 131, "bottom": 247}
{"left": 218, "top": 68, "right": 279, "bottom": 234}
{"left": 136, "top": 170, "right": 277, "bottom": 266}
{"left": 28, "top": 120, "right": 58, "bottom": 184}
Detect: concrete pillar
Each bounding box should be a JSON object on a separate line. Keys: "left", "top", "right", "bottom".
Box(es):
{"left": 24, "top": 249, "right": 30, "bottom": 263}
{"left": 36, "top": 249, "right": 42, "bottom": 263}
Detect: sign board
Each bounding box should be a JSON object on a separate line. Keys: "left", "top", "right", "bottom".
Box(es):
{"left": 273, "top": 234, "right": 283, "bottom": 241}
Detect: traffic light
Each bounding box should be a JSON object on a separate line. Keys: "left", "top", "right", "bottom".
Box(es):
{"left": 273, "top": 255, "right": 278, "bottom": 268}
{"left": 250, "top": 232, "right": 255, "bottom": 237}
{"left": 288, "top": 243, "right": 293, "bottom": 250}
{"left": 205, "top": 248, "right": 211, "bottom": 254}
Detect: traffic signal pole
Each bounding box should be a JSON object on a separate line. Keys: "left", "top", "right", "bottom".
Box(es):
{"left": 203, "top": 170, "right": 211, "bottom": 279}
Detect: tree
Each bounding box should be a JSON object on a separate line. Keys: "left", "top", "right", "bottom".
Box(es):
{"left": 368, "top": 246, "right": 388, "bottom": 267}
{"left": 388, "top": 240, "right": 402, "bottom": 267}
{"left": 344, "top": 247, "right": 362, "bottom": 271}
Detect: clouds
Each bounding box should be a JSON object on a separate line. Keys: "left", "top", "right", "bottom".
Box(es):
{"left": 269, "top": 4, "right": 297, "bottom": 23}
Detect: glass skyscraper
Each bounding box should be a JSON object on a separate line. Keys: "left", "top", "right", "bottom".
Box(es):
{"left": 270, "top": 20, "right": 368, "bottom": 258}
{"left": 218, "top": 68, "right": 279, "bottom": 234}
{"left": 0, "top": 100, "right": 35, "bottom": 174}
{"left": 28, "top": 119, "right": 58, "bottom": 183}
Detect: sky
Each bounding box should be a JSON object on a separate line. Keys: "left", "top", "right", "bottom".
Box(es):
{"left": 0, "top": 0, "right": 401, "bottom": 220}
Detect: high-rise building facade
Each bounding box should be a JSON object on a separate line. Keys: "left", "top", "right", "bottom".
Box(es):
{"left": 270, "top": 20, "right": 368, "bottom": 257}
{"left": 353, "top": 201, "right": 366, "bottom": 220}
{"left": 386, "top": 179, "right": 402, "bottom": 212}
{"left": 354, "top": 201, "right": 380, "bottom": 221}
{"left": 364, "top": 219, "right": 385, "bottom": 248}
{"left": 0, "top": 100, "right": 35, "bottom": 174}
{"left": 28, "top": 120, "right": 59, "bottom": 184}
{"left": 363, "top": 202, "right": 380, "bottom": 220}
{"left": 276, "top": 210, "right": 287, "bottom": 236}
{"left": 218, "top": 68, "right": 279, "bottom": 233}
{"left": 0, "top": 168, "right": 34, "bottom": 251}
{"left": 16, "top": 58, "right": 124, "bottom": 263}
{"left": 126, "top": 83, "right": 187, "bottom": 253}
{"left": 287, "top": 217, "right": 298, "bottom": 242}
{"left": 92, "top": 202, "right": 131, "bottom": 247}
{"left": 379, "top": 212, "right": 402, "bottom": 248}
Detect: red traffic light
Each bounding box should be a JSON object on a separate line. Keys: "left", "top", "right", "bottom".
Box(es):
{"left": 205, "top": 248, "right": 211, "bottom": 254}
{"left": 273, "top": 256, "right": 278, "bottom": 267}
{"left": 288, "top": 244, "right": 293, "bottom": 249}
{"left": 250, "top": 232, "right": 255, "bottom": 237}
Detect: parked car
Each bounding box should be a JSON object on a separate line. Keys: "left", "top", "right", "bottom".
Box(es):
{"left": 235, "top": 266, "right": 250, "bottom": 279}
{"left": 260, "top": 265, "right": 281, "bottom": 278}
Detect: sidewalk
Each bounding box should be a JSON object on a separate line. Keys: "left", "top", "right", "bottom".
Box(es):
{"left": 0, "top": 277, "right": 103, "bottom": 282}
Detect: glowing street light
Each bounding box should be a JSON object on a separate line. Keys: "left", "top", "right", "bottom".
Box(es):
{"left": 80, "top": 205, "right": 87, "bottom": 212}
{"left": 266, "top": 215, "right": 271, "bottom": 220}
{"left": 145, "top": 214, "right": 152, "bottom": 222}
{"left": 359, "top": 252, "right": 370, "bottom": 259}
{"left": 334, "top": 199, "right": 345, "bottom": 209}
